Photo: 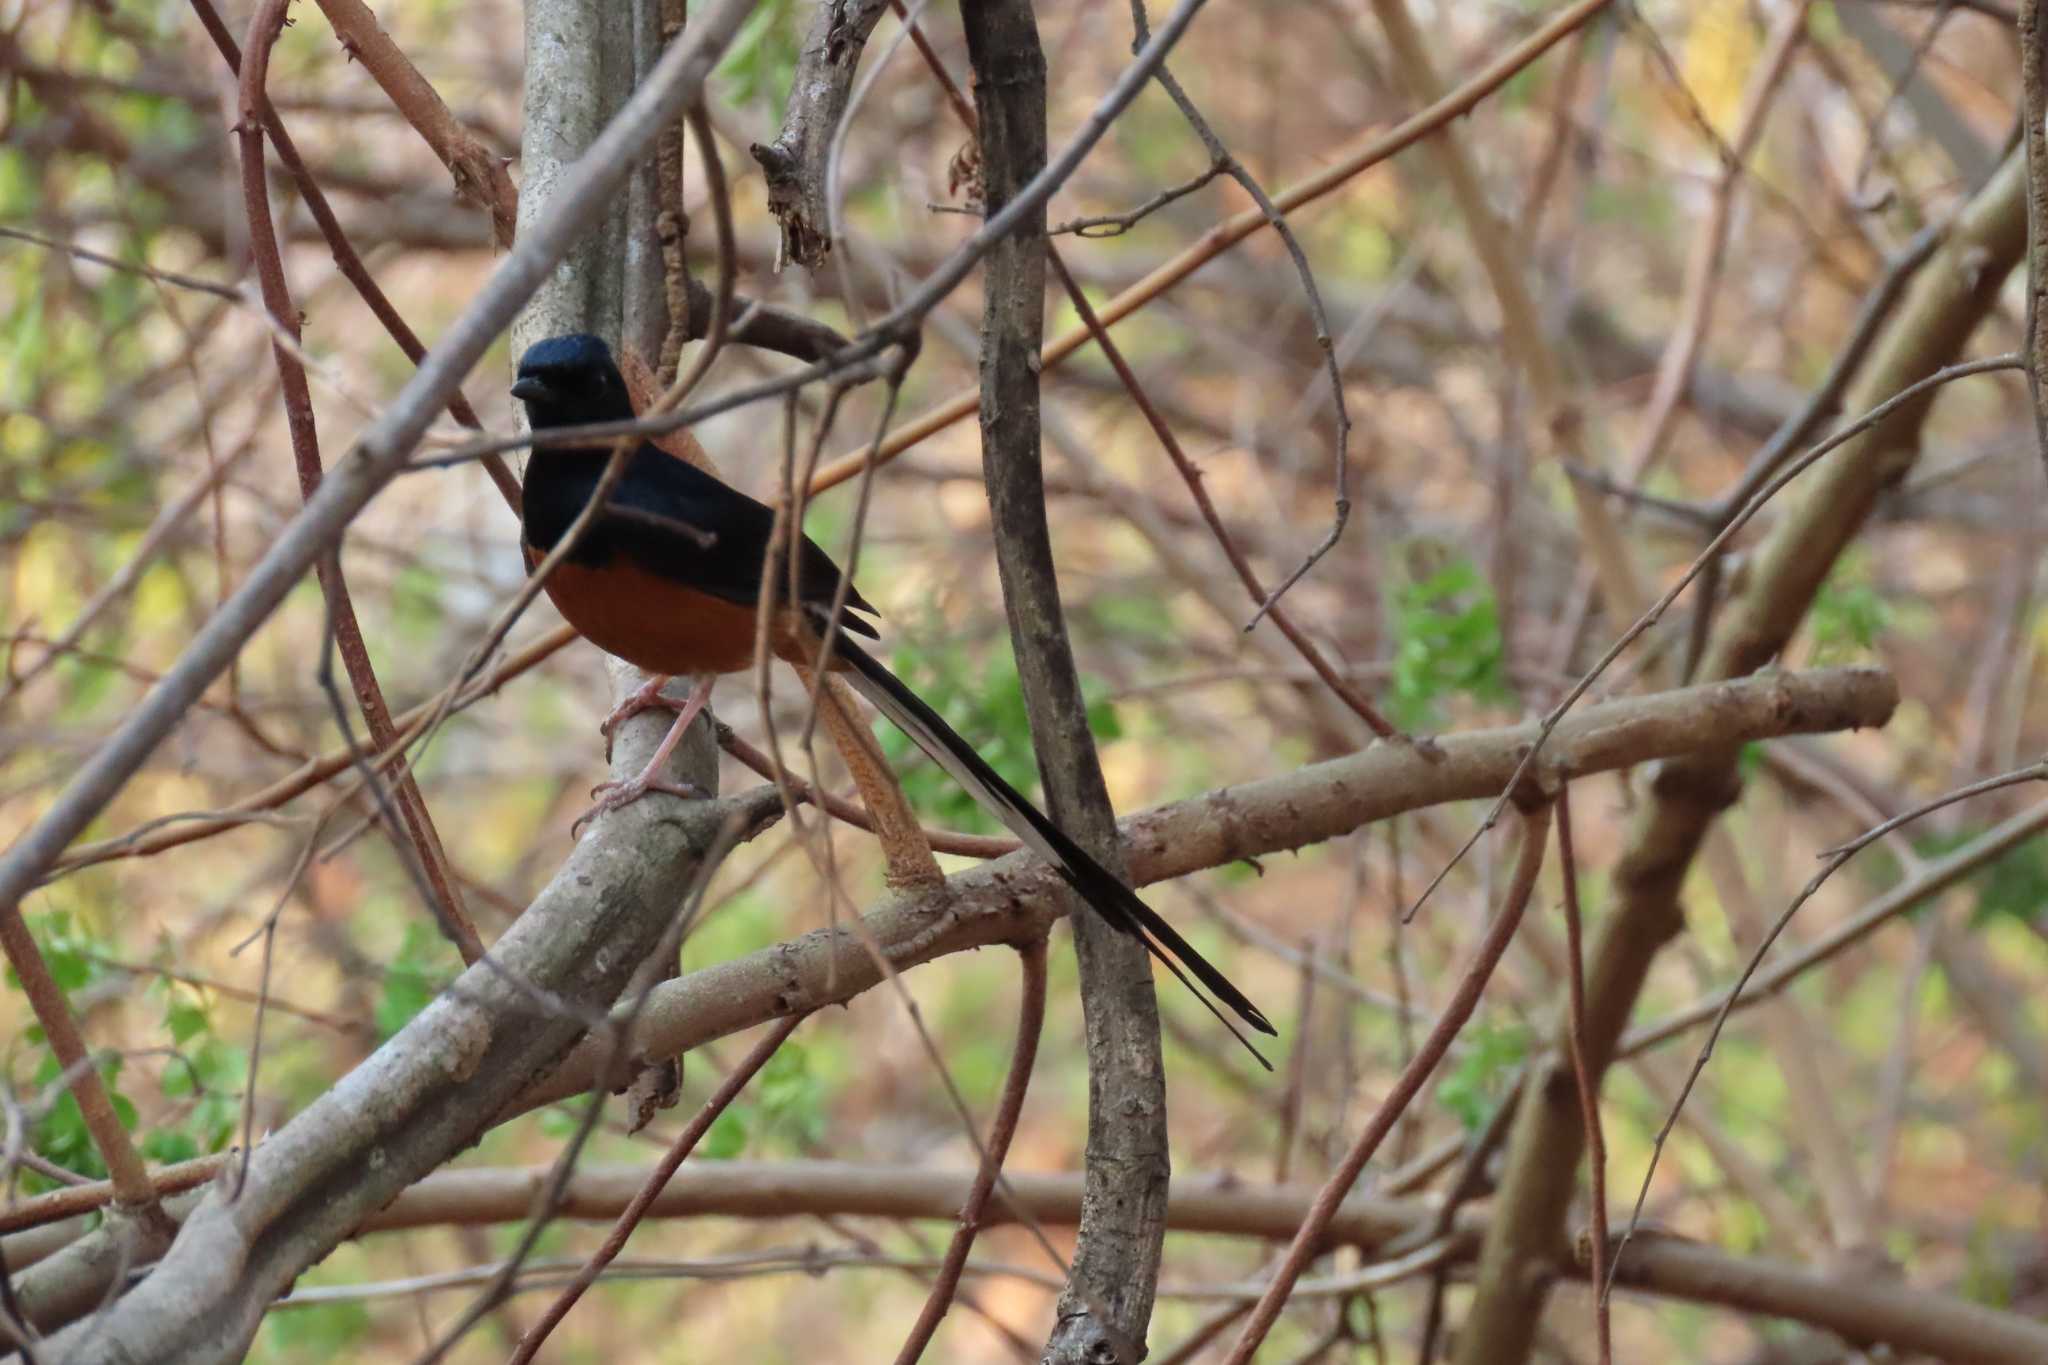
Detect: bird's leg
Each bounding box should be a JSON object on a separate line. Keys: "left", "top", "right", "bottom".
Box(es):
{"left": 601, "top": 671, "right": 678, "bottom": 763}
{"left": 574, "top": 674, "right": 717, "bottom": 838}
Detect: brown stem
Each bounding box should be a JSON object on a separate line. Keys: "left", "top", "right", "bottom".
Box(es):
{"left": 184, "top": 0, "right": 521, "bottom": 511}
{"left": 308, "top": 0, "right": 519, "bottom": 248}
{"left": 806, "top": 0, "right": 1615, "bottom": 497}
{"left": 1224, "top": 803, "right": 1553, "bottom": 1363}
{"left": 1048, "top": 254, "right": 1397, "bottom": 739}
{"left": 234, "top": 0, "right": 483, "bottom": 964}
{"left": 894, "top": 938, "right": 1049, "bottom": 1364}
{"left": 1123, "top": 0, "right": 1356, "bottom": 628}
{"left": 1555, "top": 786, "right": 1610, "bottom": 1364}
{"left": 506, "top": 1014, "right": 811, "bottom": 1364}
{"left": 0, "top": 913, "right": 170, "bottom": 1236}
{"left": 958, "top": 2, "right": 1169, "bottom": 1359}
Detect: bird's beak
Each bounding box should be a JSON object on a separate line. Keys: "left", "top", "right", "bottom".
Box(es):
{"left": 509, "top": 376, "right": 551, "bottom": 403}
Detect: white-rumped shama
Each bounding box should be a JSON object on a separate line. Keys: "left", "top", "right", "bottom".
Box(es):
{"left": 512, "top": 333, "right": 1274, "bottom": 1058}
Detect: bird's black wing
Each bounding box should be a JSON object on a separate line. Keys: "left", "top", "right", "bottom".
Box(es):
{"left": 526, "top": 443, "right": 879, "bottom": 637}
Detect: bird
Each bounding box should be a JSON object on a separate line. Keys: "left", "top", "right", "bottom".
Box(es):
{"left": 510, "top": 332, "right": 1275, "bottom": 1060}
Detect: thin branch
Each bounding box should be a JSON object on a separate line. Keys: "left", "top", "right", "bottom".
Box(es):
{"left": 1127, "top": 0, "right": 1355, "bottom": 627}
{"left": 1618, "top": 791, "right": 2048, "bottom": 1057}
{"left": 507, "top": 1014, "right": 811, "bottom": 1363}
{"left": 49, "top": 627, "right": 573, "bottom": 878}
{"left": 1707, "top": 222, "right": 1946, "bottom": 524}
{"left": 1049, "top": 163, "right": 1225, "bottom": 236}
{"left": 1223, "top": 803, "right": 1553, "bottom": 1363}
{"left": 308, "top": 0, "right": 519, "bottom": 247}
{"left": 184, "top": 0, "right": 520, "bottom": 511}
{"left": 1556, "top": 786, "right": 1610, "bottom": 1364}
{"left": 805, "top": 0, "right": 1616, "bottom": 495}
{"left": 0, "top": 225, "right": 240, "bottom": 301}
{"left": 893, "top": 938, "right": 1048, "bottom": 1364}
{"left": 889, "top": 7, "right": 1399, "bottom": 742}
{"left": 235, "top": 0, "right": 482, "bottom": 964}
{"left": 1609, "top": 759, "right": 2048, "bottom": 1297}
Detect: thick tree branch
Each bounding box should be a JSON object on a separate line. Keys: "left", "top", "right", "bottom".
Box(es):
{"left": 29, "top": 777, "right": 781, "bottom": 1361}
{"left": 521, "top": 666, "right": 1896, "bottom": 1110}
{"left": 751, "top": 0, "right": 891, "bottom": 267}
{"left": 24, "top": 1154, "right": 2048, "bottom": 1362}
{"left": 9, "top": 668, "right": 1896, "bottom": 1341}
{"left": 957, "top": 1, "right": 1175, "bottom": 1358}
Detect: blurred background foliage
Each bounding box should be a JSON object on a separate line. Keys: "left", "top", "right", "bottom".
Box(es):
{"left": 3, "top": 0, "right": 2047, "bottom": 1360}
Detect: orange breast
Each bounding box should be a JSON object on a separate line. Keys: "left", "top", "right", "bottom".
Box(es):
{"left": 537, "top": 556, "right": 845, "bottom": 677}
{"left": 543, "top": 559, "right": 762, "bottom": 676}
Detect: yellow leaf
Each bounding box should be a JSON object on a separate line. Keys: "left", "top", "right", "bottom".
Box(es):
{"left": 1681, "top": 0, "right": 1760, "bottom": 139}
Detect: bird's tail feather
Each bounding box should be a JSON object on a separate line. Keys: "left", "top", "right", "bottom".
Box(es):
{"left": 836, "top": 639, "right": 1275, "bottom": 1066}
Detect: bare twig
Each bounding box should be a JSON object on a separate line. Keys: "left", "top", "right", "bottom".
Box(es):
{"left": 1127, "top": 0, "right": 1356, "bottom": 627}
{"left": 1556, "top": 786, "right": 1610, "bottom": 1364}
{"left": 806, "top": 0, "right": 1612, "bottom": 496}
{"left": 507, "top": 1014, "right": 811, "bottom": 1363}
{"left": 1223, "top": 803, "right": 1553, "bottom": 1363}
{"left": 185, "top": 0, "right": 520, "bottom": 511}
{"left": 1620, "top": 792, "right": 2048, "bottom": 1058}
{"left": 893, "top": 938, "right": 1048, "bottom": 1364}
{"left": 1049, "top": 163, "right": 1225, "bottom": 236}
{"left": 235, "top": 0, "right": 483, "bottom": 964}
{"left": 1610, "top": 759, "right": 2048, "bottom": 1298}
{"left": 309, "top": 0, "right": 519, "bottom": 247}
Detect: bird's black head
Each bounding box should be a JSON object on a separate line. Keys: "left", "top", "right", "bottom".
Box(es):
{"left": 511, "top": 333, "right": 635, "bottom": 430}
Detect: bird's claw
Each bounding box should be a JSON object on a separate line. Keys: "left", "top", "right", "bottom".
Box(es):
{"left": 571, "top": 770, "right": 707, "bottom": 839}
{"left": 600, "top": 676, "right": 681, "bottom": 763}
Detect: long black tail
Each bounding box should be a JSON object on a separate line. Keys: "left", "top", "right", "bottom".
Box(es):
{"left": 836, "top": 639, "right": 1276, "bottom": 1067}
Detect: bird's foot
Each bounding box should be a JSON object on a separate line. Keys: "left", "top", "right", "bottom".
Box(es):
{"left": 571, "top": 764, "right": 708, "bottom": 839}
{"left": 600, "top": 674, "right": 679, "bottom": 763}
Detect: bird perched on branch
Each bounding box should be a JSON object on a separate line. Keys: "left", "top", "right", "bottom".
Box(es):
{"left": 511, "top": 332, "right": 1274, "bottom": 1061}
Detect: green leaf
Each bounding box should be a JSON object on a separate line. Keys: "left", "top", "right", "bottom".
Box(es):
{"left": 1388, "top": 556, "right": 1510, "bottom": 729}
{"left": 375, "top": 922, "right": 459, "bottom": 1040}
{"left": 166, "top": 999, "right": 209, "bottom": 1046}
{"left": 1808, "top": 553, "right": 1889, "bottom": 662}
{"left": 143, "top": 1130, "right": 200, "bottom": 1164}
{"left": 263, "top": 1300, "right": 371, "bottom": 1356}
{"left": 701, "top": 1109, "right": 748, "bottom": 1159}
{"left": 1438, "top": 1023, "right": 1527, "bottom": 1132}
